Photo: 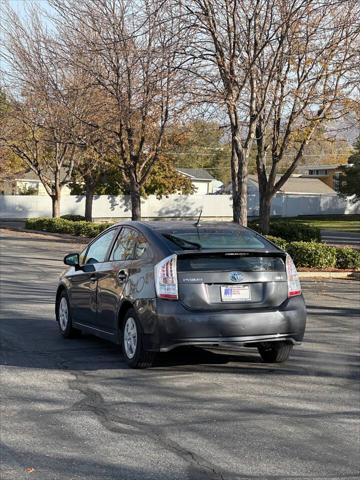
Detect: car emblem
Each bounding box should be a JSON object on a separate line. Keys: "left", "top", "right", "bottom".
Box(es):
{"left": 229, "top": 272, "right": 244, "bottom": 282}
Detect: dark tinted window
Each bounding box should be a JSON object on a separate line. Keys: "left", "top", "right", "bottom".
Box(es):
{"left": 85, "top": 229, "right": 117, "bottom": 264}
{"left": 110, "top": 228, "right": 149, "bottom": 261}
{"left": 163, "top": 229, "right": 269, "bottom": 250}
{"left": 178, "top": 255, "right": 285, "bottom": 272}
{"left": 110, "top": 228, "right": 136, "bottom": 261}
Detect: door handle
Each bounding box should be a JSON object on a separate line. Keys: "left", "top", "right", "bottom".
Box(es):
{"left": 118, "top": 270, "right": 128, "bottom": 283}
{"left": 90, "top": 274, "right": 97, "bottom": 283}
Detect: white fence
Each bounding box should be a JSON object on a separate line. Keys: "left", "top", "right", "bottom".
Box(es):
{"left": 0, "top": 193, "right": 359, "bottom": 220}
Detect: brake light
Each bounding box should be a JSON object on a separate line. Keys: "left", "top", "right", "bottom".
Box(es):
{"left": 154, "top": 254, "right": 178, "bottom": 300}
{"left": 286, "top": 254, "right": 301, "bottom": 297}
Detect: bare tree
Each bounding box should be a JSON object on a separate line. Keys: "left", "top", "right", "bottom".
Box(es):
{"left": 51, "top": 0, "right": 188, "bottom": 220}
{"left": 1, "top": 5, "right": 81, "bottom": 217}
{"left": 185, "top": 0, "right": 359, "bottom": 228}
{"left": 253, "top": 0, "right": 360, "bottom": 232}
{"left": 185, "top": 0, "right": 288, "bottom": 225}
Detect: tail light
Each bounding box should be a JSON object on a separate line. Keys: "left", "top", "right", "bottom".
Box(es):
{"left": 286, "top": 254, "right": 301, "bottom": 297}
{"left": 154, "top": 254, "right": 178, "bottom": 300}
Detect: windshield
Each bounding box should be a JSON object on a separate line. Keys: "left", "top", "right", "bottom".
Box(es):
{"left": 162, "top": 230, "right": 270, "bottom": 250}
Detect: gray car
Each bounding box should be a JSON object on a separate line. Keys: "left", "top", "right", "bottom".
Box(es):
{"left": 55, "top": 221, "right": 306, "bottom": 368}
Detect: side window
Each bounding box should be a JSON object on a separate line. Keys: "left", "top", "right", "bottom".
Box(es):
{"left": 84, "top": 229, "right": 117, "bottom": 264}
{"left": 110, "top": 228, "right": 137, "bottom": 261}
{"left": 110, "top": 228, "right": 150, "bottom": 261}
{"left": 134, "top": 233, "right": 150, "bottom": 260}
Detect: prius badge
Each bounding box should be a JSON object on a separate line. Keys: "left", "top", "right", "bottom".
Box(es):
{"left": 229, "top": 272, "right": 244, "bottom": 282}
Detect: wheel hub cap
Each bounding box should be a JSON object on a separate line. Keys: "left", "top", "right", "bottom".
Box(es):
{"left": 59, "top": 297, "right": 69, "bottom": 331}
{"left": 124, "top": 317, "right": 137, "bottom": 359}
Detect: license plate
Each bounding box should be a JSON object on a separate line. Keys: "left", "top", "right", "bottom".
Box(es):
{"left": 221, "top": 285, "right": 251, "bottom": 302}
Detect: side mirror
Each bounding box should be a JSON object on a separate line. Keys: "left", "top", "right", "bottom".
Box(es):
{"left": 64, "top": 253, "right": 80, "bottom": 268}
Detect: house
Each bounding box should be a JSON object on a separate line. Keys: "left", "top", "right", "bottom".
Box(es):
{"left": 253, "top": 174, "right": 337, "bottom": 195}
{"left": 0, "top": 170, "right": 72, "bottom": 196}
{"left": 296, "top": 164, "right": 347, "bottom": 191}
{"left": 222, "top": 174, "right": 337, "bottom": 195}
{"left": 176, "top": 168, "right": 222, "bottom": 194}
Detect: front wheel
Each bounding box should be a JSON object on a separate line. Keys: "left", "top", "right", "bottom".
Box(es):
{"left": 56, "top": 291, "right": 80, "bottom": 338}
{"left": 258, "top": 341, "right": 293, "bottom": 363}
{"left": 122, "top": 309, "right": 155, "bottom": 368}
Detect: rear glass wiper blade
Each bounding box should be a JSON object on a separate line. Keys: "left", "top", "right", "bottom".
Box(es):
{"left": 163, "top": 234, "right": 201, "bottom": 250}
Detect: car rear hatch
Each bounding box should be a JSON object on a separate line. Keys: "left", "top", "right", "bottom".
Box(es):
{"left": 176, "top": 250, "right": 288, "bottom": 311}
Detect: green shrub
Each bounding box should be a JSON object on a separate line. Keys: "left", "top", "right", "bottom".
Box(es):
{"left": 25, "top": 217, "right": 113, "bottom": 238}
{"left": 25, "top": 217, "right": 53, "bottom": 231}
{"left": 47, "top": 218, "right": 76, "bottom": 234}
{"left": 72, "top": 221, "right": 112, "bottom": 237}
{"left": 250, "top": 221, "right": 321, "bottom": 242}
{"left": 270, "top": 222, "right": 321, "bottom": 242}
{"left": 286, "top": 241, "right": 337, "bottom": 268}
{"left": 265, "top": 235, "right": 288, "bottom": 250}
{"left": 61, "top": 214, "right": 86, "bottom": 222}
{"left": 335, "top": 247, "right": 360, "bottom": 269}
{"left": 24, "top": 218, "right": 359, "bottom": 270}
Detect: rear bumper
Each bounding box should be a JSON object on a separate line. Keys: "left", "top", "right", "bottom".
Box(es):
{"left": 138, "top": 295, "right": 306, "bottom": 352}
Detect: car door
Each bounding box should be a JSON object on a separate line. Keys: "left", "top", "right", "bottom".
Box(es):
{"left": 67, "top": 228, "right": 118, "bottom": 327}
{"left": 95, "top": 227, "right": 151, "bottom": 333}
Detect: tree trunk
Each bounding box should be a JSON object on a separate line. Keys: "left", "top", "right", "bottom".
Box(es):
{"left": 258, "top": 192, "right": 272, "bottom": 234}
{"left": 51, "top": 191, "right": 61, "bottom": 218}
{"left": 230, "top": 143, "right": 241, "bottom": 223}
{"left": 84, "top": 179, "right": 95, "bottom": 222}
{"left": 85, "top": 190, "right": 94, "bottom": 222}
{"left": 232, "top": 191, "right": 241, "bottom": 223}
{"left": 239, "top": 155, "right": 248, "bottom": 227}
{"left": 231, "top": 134, "right": 248, "bottom": 226}
{"left": 51, "top": 174, "right": 61, "bottom": 218}
{"left": 129, "top": 180, "right": 141, "bottom": 221}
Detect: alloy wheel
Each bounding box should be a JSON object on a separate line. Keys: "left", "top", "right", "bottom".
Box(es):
{"left": 124, "top": 317, "right": 138, "bottom": 359}
{"left": 59, "top": 297, "right": 69, "bottom": 331}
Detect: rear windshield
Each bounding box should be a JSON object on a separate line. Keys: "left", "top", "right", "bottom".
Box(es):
{"left": 178, "top": 255, "right": 285, "bottom": 272}
{"left": 163, "top": 230, "right": 271, "bottom": 250}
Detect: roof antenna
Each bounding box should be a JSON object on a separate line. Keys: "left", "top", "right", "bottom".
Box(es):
{"left": 194, "top": 209, "right": 202, "bottom": 227}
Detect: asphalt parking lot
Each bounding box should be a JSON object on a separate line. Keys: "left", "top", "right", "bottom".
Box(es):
{"left": 0, "top": 228, "right": 359, "bottom": 480}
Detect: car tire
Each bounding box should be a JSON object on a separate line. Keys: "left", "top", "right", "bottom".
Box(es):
{"left": 122, "top": 309, "right": 155, "bottom": 368}
{"left": 258, "top": 341, "right": 293, "bottom": 363}
{"left": 56, "top": 291, "right": 80, "bottom": 339}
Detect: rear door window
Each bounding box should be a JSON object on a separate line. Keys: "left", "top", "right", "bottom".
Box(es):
{"left": 110, "top": 228, "right": 150, "bottom": 261}
{"left": 110, "top": 228, "right": 137, "bottom": 261}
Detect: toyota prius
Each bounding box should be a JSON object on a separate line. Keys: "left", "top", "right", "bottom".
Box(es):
{"left": 56, "top": 222, "right": 306, "bottom": 368}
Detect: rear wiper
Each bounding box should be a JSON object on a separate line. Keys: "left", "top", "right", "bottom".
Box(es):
{"left": 163, "top": 234, "right": 201, "bottom": 250}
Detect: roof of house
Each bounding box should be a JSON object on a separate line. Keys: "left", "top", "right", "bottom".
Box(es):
{"left": 15, "top": 170, "right": 41, "bottom": 181}
{"left": 297, "top": 164, "right": 347, "bottom": 172}
{"left": 248, "top": 174, "right": 336, "bottom": 195}
{"left": 8, "top": 168, "right": 69, "bottom": 182}
{"left": 176, "top": 168, "right": 215, "bottom": 181}
{"left": 221, "top": 175, "right": 337, "bottom": 195}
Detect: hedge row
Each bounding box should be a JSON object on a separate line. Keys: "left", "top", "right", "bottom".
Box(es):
{"left": 266, "top": 237, "right": 360, "bottom": 270}
{"left": 25, "top": 217, "right": 112, "bottom": 238}
{"left": 25, "top": 217, "right": 359, "bottom": 270}
{"left": 251, "top": 221, "right": 321, "bottom": 242}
